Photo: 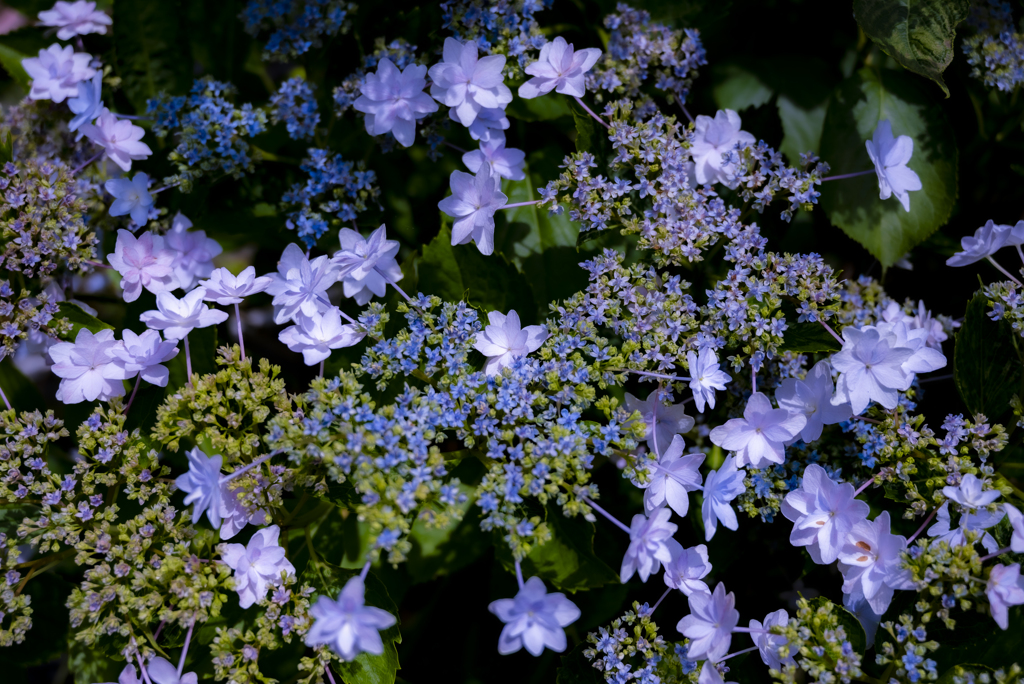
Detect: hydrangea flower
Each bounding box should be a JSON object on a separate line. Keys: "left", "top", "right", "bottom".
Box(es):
{"left": 165, "top": 213, "right": 223, "bottom": 291}
{"left": 146, "top": 657, "right": 198, "bottom": 684}
{"left": 333, "top": 225, "right": 403, "bottom": 305}
{"left": 22, "top": 44, "right": 95, "bottom": 103}
{"left": 466, "top": 106, "right": 509, "bottom": 142}
{"left": 106, "top": 230, "right": 177, "bottom": 302}
{"left": 98, "top": 664, "right": 142, "bottom": 684}
{"left": 926, "top": 501, "right": 1001, "bottom": 554}
{"left": 472, "top": 310, "right": 547, "bottom": 376}
{"left": 438, "top": 165, "right": 508, "bottom": 255}
{"left": 874, "top": 319, "right": 947, "bottom": 378}
{"left": 518, "top": 36, "right": 602, "bottom": 99}
{"left": 80, "top": 109, "right": 153, "bottom": 172}
{"left": 67, "top": 71, "right": 103, "bottom": 132}
{"left": 634, "top": 434, "right": 703, "bottom": 516}
{"left": 624, "top": 389, "right": 695, "bottom": 453}
{"left": 986, "top": 563, "right": 1024, "bottom": 630}
{"left": 689, "top": 109, "right": 755, "bottom": 188}
{"left": 111, "top": 329, "right": 178, "bottom": 387}
{"left": 220, "top": 525, "right": 296, "bottom": 608}
{"left": 462, "top": 138, "right": 526, "bottom": 181}
{"left": 37, "top": 1, "right": 111, "bottom": 39}
{"left": 838, "top": 511, "right": 912, "bottom": 615}
{"left": 105, "top": 173, "right": 154, "bottom": 226}
{"left": 199, "top": 267, "right": 273, "bottom": 305}
{"left": 488, "top": 576, "right": 581, "bottom": 656}
{"left": 698, "top": 664, "right": 735, "bottom": 684}
{"left": 305, "top": 576, "right": 397, "bottom": 661}
{"left": 946, "top": 219, "right": 1015, "bottom": 267}
{"left": 175, "top": 447, "right": 225, "bottom": 528}
{"left": 353, "top": 57, "right": 438, "bottom": 147}
{"left": 750, "top": 609, "right": 795, "bottom": 670}
{"left": 687, "top": 347, "right": 730, "bottom": 413}
{"left": 1006, "top": 503, "right": 1024, "bottom": 552}
{"left": 429, "top": 37, "right": 513, "bottom": 127}
{"left": 139, "top": 288, "right": 229, "bottom": 341}
{"left": 48, "top": 328, "right": 130, "bottom": 404}
{"left": 831, "top": 325, "right": 914, "bottom": 414}
{"left": 775, "top": 360, "right": 852, "bottom": 444}
{"left": 781, "top": 463, "right": 870, "bottom": 564}
{"left": 219, "top": 485, "right": 269, "bottom": 540}
{"left": 266, "top": 243, "right": 339, "bottom": 324}
{"left": 620, "top": 507, "right": 678, "bottom": 582}
{"left": 700, "top": 455, "right": 745, "bottom": 541}
{"left": 865, "top": 119, "right": 922, "bottom": 212}
{"left": 662, "top": 542, "right": 711, "bottom": 596}
{"left": 710, "top": 392, "right": 806, "bottom": 469}
{"left": 278, "top": 308, "right": 365, "bottom": 365}
{"left": 943, "top": 473, "right": 1002, "bottom": 510}
{"left": 677, "top": 583, "right": 738, "bottom": 661}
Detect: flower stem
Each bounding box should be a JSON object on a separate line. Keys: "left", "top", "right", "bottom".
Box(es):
{"left": 234, "top": 303, "right": 246, "bottom": 360}
{"left": 136, "top": 653, "right": 155, "bottom": 684}
{"left": 318, "top": 359, "right": 324, "bottom": 378}
{"left": 582, "top": 496, "right": 631, "bottom": 534}
{"left": 359, "top": 559, "right": 371, "bottom": 581}
{"left": 324, "top": 667, "right": 339, "bottom": 684}
{"left": 719, "top": 645, "right": 759, "bottom": 662}
{"left": 608, "top": 368, "right": 691, "bottom": 383}
{"left": 123, "top": 373, "right": 142, "bottom": 414}
{"left": 853, "top": 477, "right": 875, "bottom": 497}
{"left": 85, "top": 259, "right": 113, "bottom": 269}
{"left": 679, "top": 102, "right": 695, "bottom": 124}
{"left": 0, "top": 382, "right": 10, "bottom": 411}
{"left": 151, "top": 182, "right": 181, "bottom": 195}
{"left": 852, "top": 415, "right": 882, "bottom": 424}
{"left": 907, "top": 507, "right": 939, "bottom": 543}
{"left": 373, "top": 265, "right": 412, "bottom": 304}
{"left": 980, "top": 546, "right": 1012, "bottom": 562}
{"left": 651, "top": 586, "right": 671, "bottom": 613}
{"left": 72, "top": 151, "right": 103, "bottom": 175}
{"left": 820, "top": 169, "right": 875, "bottom": 182}
{"left": 751, "top": 366, "right": 757, "bottom": 393}
{"left": 183, "top": 334, "right": 193, "bottom": 387}
{"left": 651, "top": 391, "right": 662, "bottom": 457}
{"left": 819, "top": 319, "right": 845, "bottom": 345}
{"left": 220, "top": 450, "right": 278, "bottom": 484}
{"left": 502, "top": 200, "right": 542, "bottom": 209}
{"left": 986, "top": 255, "right": 1023, "bottom": 286}
{"left": 574, "top": 96, "right": 611, "bottom": 130}
{"left": 176, "top": 621, "right": 194, "bottom": 677}
{"left": 731, "top": 626, "right": 768, "bottom": 634}
{"left": 514, "top": 558, "right": 525, "bottom": 590}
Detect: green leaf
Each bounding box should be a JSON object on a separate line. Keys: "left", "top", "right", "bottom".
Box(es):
{"left": 0, "top": 358, "right": 46, "bottom": 412}
{"left": 112, "top": 0, "right": 192, "bottom": 114}
{"left": 57, "top": 302, "right": 115, "bottom": 340}
{"left": 807, "top": 596, "right": 867, "bottom": 655}
{"left": 936, "top": 665, "right": 996, "bottom": 684}
{"left": 417, "top": 225, "right": 537, "bottom": 323}
{"left": 498, "top": 504, "right": 619, "bottom": 593}
{"left": 302, "top": 562, "right": 401, "bottom": 684}
{"left": 954, "top": 294, "right": 1023, "bottom": 421}
{"left": 779, "top": 321, "right": 842, "bottom": 353}
{"left": 506, "top": 92, "right": 573, "bottom": 122}
{"left": 777, "top": 95, "right": 828, "bottom": 164}
{"left": 711, "top": 62, "right": 773, "bottom": 112}
{"left": 406, "top": 483, "right": 489, "bottom": 584}
{"left": 852, "top": 0, "right": 971, "bottom": 96}
{"left": 819, "top": 68, "right": 957, "bottom": 268}
{"left": 571, "top": 102, "right": 596, "bottom": 154}
{"left": 0, "top": 42, "right": 30, "bottom": 90}
{"left": 555, "top": 642, "right": 605, "bottom": 684}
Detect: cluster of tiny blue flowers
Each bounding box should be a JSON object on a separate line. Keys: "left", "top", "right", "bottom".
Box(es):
{"left": 440, "top": 0, "right": 551, "bottom": 74}
{"left": 964, "top": 0, "right": 1024, "bottom": 92}
{"left": 271, "top": 77, "right": 320, "bottom": 141}
{"left": 240, "top": 0, "right": 355, "bottom": 61}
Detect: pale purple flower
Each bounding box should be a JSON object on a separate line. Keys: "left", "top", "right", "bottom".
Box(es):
{"left": 48, "top": 328, "right": 130, "bottom": 404}
{"left": 146, "top": 657, "right": 197, "bottom": 684}
{"left": 698, "top": 664, "right": 735, "bottom": 684}
{"left": 987, "top": 563, "right": 1024, "bottom": 630}
{"left": 781, "top": 463, "right": 870, "bottom": 564}
{"left": 831, "top": 325, "right": 914, "bottom": 414}
{"left": 518, "top": 36, "right": 602, "bottom": 99}
{"left": 266, "top": 243, "right": 339, "bottom": 325}
{"left": 107, "top": 229, "right": 177, "bottom": 302}
{"left": 140, "top": 288, "right": 229, "bottom": 341}
{"left": 278, "top": 308, "right": 366, "bottom": 365}
{"left": 438, "top": 165, "right": 508, "bottom": 255}
{"left": 165, "top": 213, "right": 223, "bottom": 290}
{"left": 677, "top": 583, "right": 738, "bottom": 661}
{"left": 199, "top": 267, "right": 273, "bottom": 305}
{"left": 946, "top": 220, "right": 1015, "bottom": 267}
{"left": 689, "top": 109, "right": 755, "bottom": 188}
{"left": 662, "top": 541, "right": 711, "bottom": 596}
{"left": 219, "top": 482, "right": 269, "bottom": 540}
{"left": 634, "top": 435, "right": 703, "bottom": 516}
{"left": 710, "top": 392, "right": 805, "bottom": 469}
{"left": 838, "top": 511, "right": 912, "bottom": 616}
{"left": 775, "top": 360, "right": 852, "bottom": 443}
{"left": 429, "top": 37, "right": 513, "bottom": 127}
{"left": 466, "top": 106, "right": 509, "bottom": 142}
{"left": 874, "top": 319, "right": 947, "bottom": 377}
{"left": 621, "top": 507, "right": 678, "bottom": 582}
{"left": 22, "top": 43, "right": 94, "bottom": 103}
{"left": 865, "top": 119, "right": 922, "bottom": 213}
{"left": 700, "top": 455, "right": 745, "bottom": 541}
{"left": 473, "top": 309, "right": 547, "bottom": 376}
{"left": 488, "top": 576, "right": 581, "bottom": 656}
{"left": 927, "top": 502, "right": 1001, "bottom": 554}
{"left": 750, "top": 609, "right": 795, "bottom": 670}
{"left": 220, "top": 525, "right": 295, "bottom": 608}
{"left": 105, "top": 173, "right": 153, "bottom": 226}
{"left": 687, "top": 347, "right": 730, "bottom": 413}
{"left": 38, "top": 1, "right": 111, "bottom": 39}
{"left": 353, "top": 57, "right": 438, "bottom": 147}
{"left": 463, "top": 138, "right": 526, "bottom": 181}
{"left": 80, "top": 109, "right": 152, "bottom": 171}
{"left": 305, "top": 576, "right": 397, "bottom": 661}
{"left": 333, "top": 225, "right": 402, "bottom": 305}
{"left": 110, "top": 329, "right": 178, "bottom": 387}
{"left": 99, "top": 664, "right": 143, "bottom": 684}
{"left": 943, "top": 473, "right": 1001, "bottom": 510}
{"left": 1006, "top": 503, "right": 1024, "bottom": 553}
{"left": 67, "top": 71, "right": 103, "bottom": 131}
{"left": 175, "top": 447, "right": 224, "bottom": 528}
{"left": 624, "top": 389, "right": 695, "bottom": 454}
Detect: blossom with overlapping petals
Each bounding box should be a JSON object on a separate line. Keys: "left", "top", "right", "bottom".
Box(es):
{"left": 429, "top": 37, "right": 513, "bottom": 126}
{"left": 781, "top": 463, "right": 869, "bottom": 564}
{"left": 107, "top": 229, "right": 177, "bottom": 302}
{"left": 175, "top": 447, "right": 225, "bottom": 528}
{"left": 946, "top": 220, "right": 1015, "bottom": 267}
{"left": 354, "top": 58, "right": 438, "bottom": 147}
{"left": 140, "top": 288, "right": 229, "bottom": 341}
{"left": 677, "top": 583, "right": 738, "bottom": 661}
{"left": 838, "top": 511, "right": 912, "bottom": 615}
{"left": 634, "top": 435, "right": 703, "bottom": 516}
{"left": 266, "top": 243, "right": 339, "bottom": 324}
{"left": 473, "top": 310, "right": 547, "bottom": 376}
{"left": 689, "top": 109, "right": 755, "bottom": 188}
{"left": 687, "top": 347, "right": 730, "bottom": 413}
{"left": 518, "top": 36, "right": 602, "bottom": 98}
{"left": 305, "top": 576, "right": 397, "bottom": 661}
{"left": 165, "top": 213, "right": 223, "bottom": 291}
{"left": 775, "top": 360, "right": 852, "bottom": 444}
{"left": 333, "top": 225, "right": 403, "bottom": 305}
{"left": 105, "top": 173, "right": 153, "bottom": 226}
{"left": 700, "top": 455, "right": 745, "bottom": 541}
{"left": 488, "top": 576, "right": 581, "bottom": 656}
{"left": 463, "top": 138, "right": 526, "bottom": 181}
{"left": 278, "top": 308, "right": 366, "bottom": 365}
{"left": 48, "top": 328, "right": 130, "bottom": 404}
{"left": 199, "top": 267, "right": 273, "bottom": 305}
{"left": 220, "top": 525, "right": 295, "bottom": 608}
{"left": 710, "top": 392, "right": 805, "bottom": 469}
{"left": 22, "top": 44, "right": 94, "bottom": 103}
{"left": 438, "top": 165, "right": 508, "bottom": 255}
{"left": 111, "top": 329, "right": 178, "bottom": 387}
{"left": 865, "top": 119, "right": 922, "bottom": 213}
{"left": 624, "top": 389, "right": 695, "bottom": 454}
{"left": 38, "top": 1, "right": 111, "bottom": 39}
{"left": 620, "top": 507, "right": 678, "bottom": 582}
{"left": 80, "top": 109, "right": 153, "bottom": 171}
